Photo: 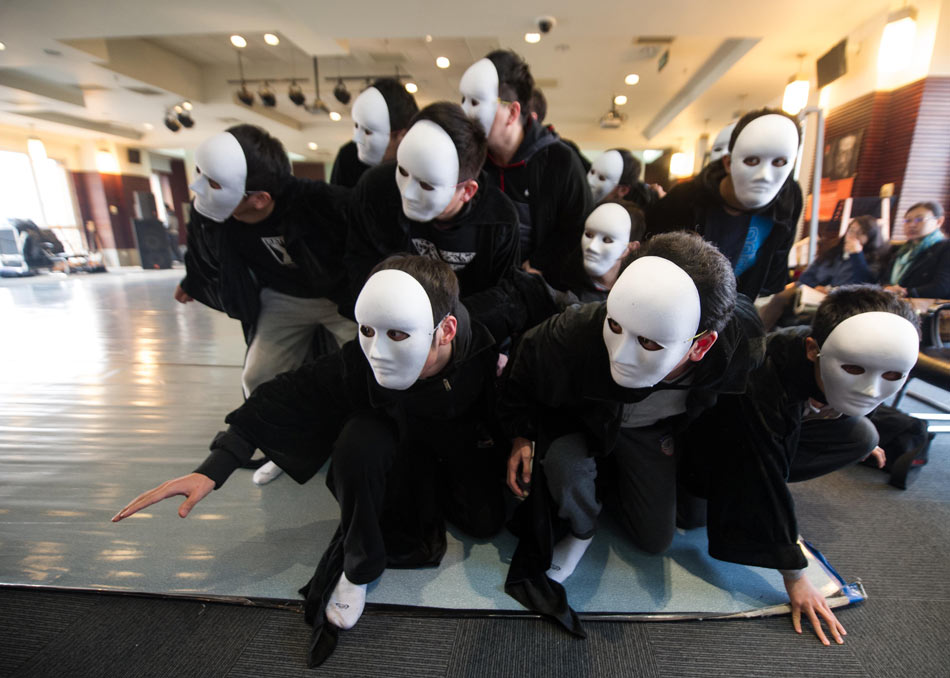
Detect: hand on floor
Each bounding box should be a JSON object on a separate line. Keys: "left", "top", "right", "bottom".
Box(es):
{"left": 112, "top": 473, "right": 215, "bottom": 521}
{"left": 784, "top": 573, "right": 847, "bottom": 645}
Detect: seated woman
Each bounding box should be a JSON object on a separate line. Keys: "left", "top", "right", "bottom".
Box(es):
{"left": 879, "top": 201, "right": 950, "bottom": 299}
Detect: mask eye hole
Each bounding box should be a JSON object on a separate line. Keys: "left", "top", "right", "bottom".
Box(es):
{"left": 602, "top": 236, "right": 614, "bottom": 244}
{"left": 397, "top": 165, "right": 409, "bottom": 178}
{"left": 387, "top": 330, "right": 410, "bottom": 341}
{"left": 772, "top": 157, "right": 787, "bottom": 167}
{"left": 584, "top": 231, "right": 594, "bottom": 240}
{"left": 841, "top": 364, "right": 865, "bottom": 375}
{"left": 419, "top": 181, "right": 435, "bottom": 192}
{"left": 354, "top": 123, "right": 359, "bottom": 130}
{"left": 364, "top": 129, "right": 373, "bottom": 136}
{"left": 882, "top": 370, "right": 905, "bottom": 381}
{"left": 742, "top": 157, "right": 760, "bottom": 167}
{"left": 359, "top": 325, "right": 376, "bottom": 338}
{"left": 607, "top": 318, "right": 623, "bottom": 335}
{"left": 637, "top": 336, "right": 663, "bottom": 351}
{"left": 460, "top": 96, "right": 467, "bottom": 105}
{"left": 207, "top": 178, "right": 222, "bottom": 190}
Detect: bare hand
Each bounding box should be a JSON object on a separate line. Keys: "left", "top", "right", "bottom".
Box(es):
{"left": 174, "top": 284, "right": 194, "bottom": 304}
{"left": 649, "top": 183, "right": 667, "bottom": 199}
{"left": 863, "top": 445, "right": 887, "bottom": 468}
{"left": 884, "top": 285, "right": 907, "bottom": 297}
{"left": 496, "top": 353, "right": 509, "bottom": 377}
{"left": 507, "top": 437, "right": 534, "bottom": 498}
{"left": 784, "top": 573, "right": 847, "bottom": 645}
{"left": 843, "top": 233, "right": 863, "bottom": 255}
{"left": 521, "top": 260, "right": 544, "bottom": 277}
{"left": 112, "top": 473, "right": 215, "bottom": 522}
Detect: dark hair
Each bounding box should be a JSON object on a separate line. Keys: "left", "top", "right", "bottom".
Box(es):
{"left": 609, "top": 148, "right": 643, "bottom": 191}
{"left": 485, "top": 50, "right": 535, "bottom": 124}
{"left": 906, "top": 201, "right": 945, "bottom": 219}
{"left": 636, "top": 231, "right": 737, "bottom": 333}
{"left": 226, "top": 124, "right": 291, "bottom": 197}
{"left": 370, "top": 78, "right": 419, "bottom": 131}
{"left": 816, "top": 214, "right": 887, "bottom": 266}
{"left": 811, "top": 285, "right": 919, "bottom": 346}
{"left": 728, "top": 108, "right": 802, "bottom": 151}
{"left": 529, "top": 88, "right": 547, "bottom": 123}
{"left": 409, "top": 102, "right": 487, "bottom": 181}
{"left": 370, "top": 254, "right": 460, "bottom": 325}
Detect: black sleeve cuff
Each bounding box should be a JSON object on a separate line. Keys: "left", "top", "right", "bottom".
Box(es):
{"left": 193, "top": 428, "right": 256, "bottom": 489}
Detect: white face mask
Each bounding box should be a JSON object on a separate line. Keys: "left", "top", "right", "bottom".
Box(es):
{"left": 351, "top": 87, "right": 391, "bottom": 166}
{"left": 189, "top": 132, "right": 247, "bottom": 222}
{"left": 603, "top": 256, "right": 701, "bottom": 388}
{"left": 588, "top": 150, "right": 624, "bottom": 203}
{"left": 355, "top": 269, "right": 439, "bottom": 390}
{"left": 395, "top": 120, "right": 460, "bottom": 222}
{"left": 817, "top": 311, "right": 919, "bottom": 416}
{"left": 582, "top": 203, "right": 631, "bottom": 278}
{"left": 728, "top": 114, "right": 799, "bottom": 209}
{"left": 459, "top": 58, "right": 500, "bottom": 136}
{"left": 708, "top": 122, "right": 737, "bottom": 162}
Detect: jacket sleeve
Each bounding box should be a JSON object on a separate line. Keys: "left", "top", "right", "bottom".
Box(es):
{"left": 342, "top": 171, "right": 398, "bottom": 314}
{"left": 644, "top": 181, "right": 697, "bottom": 237}
{"left": 846, "top": 251, "right": 876, "bottom": 284}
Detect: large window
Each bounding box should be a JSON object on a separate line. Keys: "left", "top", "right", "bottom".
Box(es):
{"left": 0, "top": 150, "right": 44, "bottom": 224}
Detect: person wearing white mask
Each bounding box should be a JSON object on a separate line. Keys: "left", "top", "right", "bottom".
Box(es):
{"left": 498, "top": 232, "right": 763, "bottom": 636}
{"left": 330, "top": 78, "right": 418, "bottom": 188}
{"left": 459, "top": 50, "right": 591, "bottom": 291}
{"left": 682, "top": 285, "right": 919, "bottom": 646}
{"left": 707, "top": 121, "right": 737, "bottom": 163}
{"left": 178, "top": 125, "right": 356, "bottom": 485}
{"left": 647, "top": 108, "right": 803, "bottom": 300}
{"left": 113, "top": 255, "right": 507, "bottom": 668}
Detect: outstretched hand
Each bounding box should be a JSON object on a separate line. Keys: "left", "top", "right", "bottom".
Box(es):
{"left": 112, "top": 473, "right": 215, "bottom": 522}
{"left": 784, "top": 573, "right": 847, "bottom": 645}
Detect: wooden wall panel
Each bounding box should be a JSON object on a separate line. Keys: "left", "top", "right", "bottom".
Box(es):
{"left": 896, "top": 77, "right": 950, "bottom": 226}
{"left": 292, "top": 161, "right": 326, "bottom": 182}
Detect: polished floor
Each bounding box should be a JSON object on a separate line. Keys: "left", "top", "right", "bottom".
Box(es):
{"left": 1, "top": 270, "right": 848, "bottom": 615}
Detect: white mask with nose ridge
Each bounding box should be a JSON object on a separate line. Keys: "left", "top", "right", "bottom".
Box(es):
{"left": 459, "top": 58, "right": 500, "bottom": 136}
{"left": 395, "top": 120, "right": 460, "bottom": 222}
{"left": 603, "top": 256, "right": 702, "bottom": 388}
{"left": 708, "top": 121, "right": 737, "bottom": 162}
{"left": 582, "top": 203, "right": 631, "bottom": 278}
{"left": 351, "top": 87, "right": 391, "bottom": 166}
{"left": 728, "top": 114, "right": 799, "bottom": 209}
{"left": 588, "top": 150, "right": 624, "bottom": 203}
{"left": 817, "top": 311, "right": 919, "bottom": 416}
{"left": 355, "top": 269, "right": 440, "bottom": 390}
{"left": 189, "top": 132, "right": 248, "bottom": 222}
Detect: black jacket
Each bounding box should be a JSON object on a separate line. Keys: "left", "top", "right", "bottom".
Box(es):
{"left": 878, "top": 237, "right": 950, "bottom": 298}
{"left": 180, "top": 177, "right": 350, "bottom": 342}
{"left": 646, "top": 160, "right": 802, "bottom": 299}
{"left": 483, "top": 120, "right": 593, "bottom": 291}
{"left": 330, "top": 141, "right": 370, "bottom": 188}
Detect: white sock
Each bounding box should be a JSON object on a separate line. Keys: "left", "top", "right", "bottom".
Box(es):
{"left": 325, "top": 572, "right": 367, "bottom": 630}
{"left": 252, "top": 461, "right": 284, "bottom": 485}
{"left": 546, "top": 535, "right": 593, "bottom": 583}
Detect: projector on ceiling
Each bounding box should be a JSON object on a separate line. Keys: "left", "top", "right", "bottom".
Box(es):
{"left": 600, "top": 111, "right": 625, "bottom": 129}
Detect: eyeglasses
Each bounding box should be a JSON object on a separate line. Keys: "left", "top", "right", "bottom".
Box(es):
{"left": 903, "top": 215, "right": 934, "bottom": 225}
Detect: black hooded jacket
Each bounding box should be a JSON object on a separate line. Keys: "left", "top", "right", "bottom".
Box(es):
{"left": 646, "top": 160, "right": 802, "bottom": 299}
{"left": 180, "top": 177, "right": 350, "bottom": 343}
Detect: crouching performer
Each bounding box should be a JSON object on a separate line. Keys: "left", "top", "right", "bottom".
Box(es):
{"left": 113, "top": 255, "right": 506, "bottom": 667}
{"left": 498, "top": 231, "right": 763, "bottom": 636}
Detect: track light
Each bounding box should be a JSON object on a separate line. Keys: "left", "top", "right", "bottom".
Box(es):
{"left": 333, "top": 78, "right": 351, "bottom": 105}
{"left": 177, "top": 109, "right": 194, "bottom": 128}
{"left": 164, "top": 111, "right": 181, "bottom": 132}
{"left": 288, "top": 81, "right": 306, "bottom": 106}
{"left": 237, "top": 85, "right": 254, "bottom": 106}
{"left": 259, "top": 82, "right": 276, "bottom": 107}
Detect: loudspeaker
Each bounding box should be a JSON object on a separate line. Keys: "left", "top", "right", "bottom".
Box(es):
{"left": 133, "top": 190, "right": 158, "bottom": 220}
{"left": 133, "top": 218, "right": 172, "bottom": 270}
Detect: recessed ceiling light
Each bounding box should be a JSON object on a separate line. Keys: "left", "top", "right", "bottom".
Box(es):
{"left": 329, "top": 111, "right": 342, "bottom": 121}
{"left": 436, "top": 56, "right": 450, "bottom": 69}
{"left": 230, "top": 35, "right": 247, "bottom": 49}
{"left": 143, "top": 123, "right": 154, "bottom": 130}
{"left": 308, "top": 142, "right": 318, "bottom": 150}
{"left": 625, "top": 73, "right": 640, "bottom": 85}
{"left": 425, "top": 35, "right": 433, "bottom": 43}
{"left": 0, "top": 42, "right": 6, "bottom": 51}
{"left": 524, "top": 33, "right": 541, "bottom": 44}
{"left": 405, "top": 82, "right": 418, "bottom": 94}
{"left": 264, "top": 33, "right": 279, "bottom": 46}
{"left": 614, "top": 95, "right": 628, "bottom": 106}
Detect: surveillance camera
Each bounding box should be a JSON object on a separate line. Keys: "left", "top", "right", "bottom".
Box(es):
{"left": 536, "top": 15, "right": 557, "bottom": 34}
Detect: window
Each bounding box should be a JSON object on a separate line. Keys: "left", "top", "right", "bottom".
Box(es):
{"left": 0, "top": 150, "right": 44, "bottom": 224}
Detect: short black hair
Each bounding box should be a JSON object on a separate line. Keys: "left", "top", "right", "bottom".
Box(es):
{"left": 370, "top": 78, "right": 419, "bottom": 131}
{"left": 610, "top": 148, "right": 643, "bottom": 190}
{"left": 226, "top": 124, "right": 291, "bottom": 197}
{"left": 635, "top": 231, "right": 737, "bottom": 333}
{"left": 529, "top": 88, "right": 547, "bottom": 123}
{"left": 600, "top": 200, "right": 646, "bottom": 244}
{"left": 409, "top": 102, "right": 487, "bottom": 181}
{"left": 728, "top": 108, "right": 802, "bottom": 151}
{"left": 811, "top": 285, "right": 919, "bottom": 346}
{"left": 485, "top": 50, "right": 535, "bottom": 123}
{"left": 906, "top": 201, "right": 945, "bottom": 218}
{"left": 370, "top": 254, "right": 460, "bottom": 325}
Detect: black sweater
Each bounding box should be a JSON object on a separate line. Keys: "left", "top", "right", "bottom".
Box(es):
{"left": 878, "top": 237, "right": 950, "bottom": 298}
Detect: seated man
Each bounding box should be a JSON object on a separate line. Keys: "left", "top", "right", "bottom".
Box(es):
{"left": 330, "top": 78, "right": 418, "bottom": 188}
{"left": 879, "top": 201, "right": 950, "bottom": 298}
{"left": 647, "top": 108, "right": 802, "bottom": 300}
{"left": 498, "top": 231, "right": 763, "bottom": 635}
{"left": 683, "top": 285, "right": 920, "bottom": 644}
{"left": 113, "top": 255, "right": 506, "bottom": 667}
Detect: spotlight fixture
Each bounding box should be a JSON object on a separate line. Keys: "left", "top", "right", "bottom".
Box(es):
{"left": 264, "top": 33, "right": 280, "bottom": 46}
{"left": 436, "top": 56, "right": 450, "bottom": 69}
{"left": 237, "top": 85, "right": 254, "bottom": 106}
{"left": 333, "top": 78, "right": 351, "bottom": 105}
{"left": 614, "top": 94, "right": 628, "bottom": 106}
{"left": 230, "top": 35, "right": 247, "bottom": 49}
{"left": 288, "top": 81, "right": 306, "bottom": 106}
{"left": 259, "top": 82, "right": 276, "bottom": 107}
{"left": 308, "top": 142, "right": 318, "bottom": 151}
{"left": 329, "top": 111, "right": 342, "bottom": 122}
{"left": 176, "top": 107, "right": 195, "bottom": 128}
{"left": 524, "top": 33, "right": 541, "bottom": 44}
{"left": 164, "top": 111, "right": 181, "bottom": 132}
{"left": 182, "top": 101, "right": 193, "bottom": 111}
{"left": 405, "top": 82, "right": 418, "bottom": 94}
{"left": 782, "top": 54, "right": 809, "bottom": 116}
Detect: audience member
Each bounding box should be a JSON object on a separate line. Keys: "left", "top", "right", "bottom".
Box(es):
{"left": 880, "top": 201, "right": 950, "bottom": 298}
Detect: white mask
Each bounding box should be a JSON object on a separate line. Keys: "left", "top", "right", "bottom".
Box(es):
{"left": 603, "top": 256, "right": 701, "bottom": 388}
{"left": 355, "top": 269, "right": 439, "bottom": 390}
{"left": 351, "top": 87, "right": 391, "bottom": 166}
{"left": 189, "top": 132, "right": 247, "bottom": 222}
{"left": 588, "top": 150, "right": 624, "bottom": 203}
{"left": 582, "top": 203, "right": 631, "bottom": 278}
{"left": 817, "top": 311, "right": 919, "bottom": 416}
{"left": 395, "top": 120, "right": 460, "bottom": 222}
{"left": 708, "top": 122, "right": 737, "bottom": 162}
{"left": 728, "top": 114, "right": 799, "bottom": 209}
{"left": 459, "top": 58, "right": 500, "bottom": 136}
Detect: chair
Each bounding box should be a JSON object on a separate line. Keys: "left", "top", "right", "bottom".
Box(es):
{"left": 892, "top": 302, "right": 950, "bottom": 415}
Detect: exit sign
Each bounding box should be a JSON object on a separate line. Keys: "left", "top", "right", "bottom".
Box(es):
{"left": 658, "top": 49, "right": 669, "bottom": 72}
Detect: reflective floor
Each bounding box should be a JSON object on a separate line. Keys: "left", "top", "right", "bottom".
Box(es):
{"left": 0, "top": 270, "right": 843, "bottom": 613}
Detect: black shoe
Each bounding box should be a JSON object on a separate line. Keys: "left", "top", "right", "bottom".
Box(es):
{"left": 889, "top": 432, "right": 935, "bottom": 490}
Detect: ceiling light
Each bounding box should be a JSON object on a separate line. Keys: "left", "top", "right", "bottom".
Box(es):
{"left": 173, "top": 104, "right": 183, "bottom": 114}
{"left": 405, "top": 82, "right": 418, "bottom": 94}
{"left": 525, "top": 33, "right": 541, "bottom": 44}
{"left": 436, "top": 56, "right": 450, "bottom": 69}
{"left": 96, "top": 150, "right": 120, "bottom": 174}
{"left": 624, "top": 73, "right": 640, "bottom": 85}
{"left": 782, "top": 76, "right": 809, "bottom": 116}
{"left": 264, "top": 33, "right": 280, "bottom": 46}
{"left": 288, "top": 81, "right": 306, "bottom": 106}
{"left": 614, "top": 95, "right": 628, "bottom": 106}
{"left": 0, "top": 42, "right": 6, "bottom": 51}
{"left": 176, "top": 108, "right": 194, "bottom": 128}
{"left": 182, "top": 101, "right": 193, "bottom": 111}
{"left": 308, "top": 142, "right": 318, "bottom": 151}
{"left": 237, "top": 85, "right": 254, "bottom": 106}
{"left": 329, "top": 111, "right": 342, "bottom": 121}
{"left": 333, "top": 78, "right": 351, "bottom": 105}
{"left": 879, "top": 5, "right": 917, "bottom": 74}
{"left": 670, "top": 151, "right": 694, "bottom": 178}
{"left": 164, "top": 112, "right": 181, "bottom": 132}
{"left": 259, "top": 82, "right": 276, "bottom": 107}
{"left": 425, "top": 35, "right": 433, "bottom": 43}
{"left": 143, "top": 123, "right": 154, "bottom": 130}
{"left": 230, "top": 35, "right": 247, "bottom": 49}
